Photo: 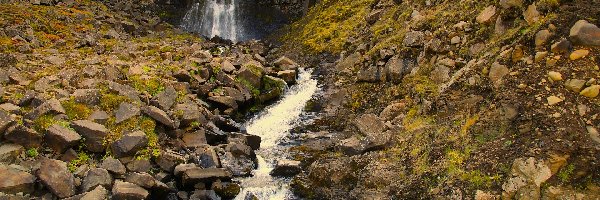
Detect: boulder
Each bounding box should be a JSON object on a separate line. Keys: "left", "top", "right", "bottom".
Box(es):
{"left": 174, "top": 103, "right": 206, "bottom": 127}
{"left": 217, "top": 150, "right": 254, "bottom": 176}
{"left": 353, "top": 114, "right": 387, "bottom": 136}
{"left": 125, "top": 172, "right": 156, "bottom": 189}
{"left": 155, "top": 150, "right": 185, "bottom": 172}
{"left": 80, "top": 168, "right": 112, "bottom": 193}
{"left": 72, "top": 89, "right": 101, "bottom": 106}
{"left": 211, "top": 181, "right": 241, "bottom": 199}
{"left": 45, "top": 124, "right": 81, "bottom": 153}
{"left": 208, "top": 96, "right": 238, "bottom": 110}
{"left": 569, "top": 20, "right": 600, "bottom": 46}
{"left": 114, "top": 102, "right": 140, "bottom": 124}
{"left": 183, "top": 129, "right": 208, "bottom": 148}
{"left": 143, "top": 106, "right": 176, "bottom": 128}
{"left": 125, "top": 159, "right": 152, "bottom": 173}
{"left": 37, "top": 158, "right": 76, "bottom": 198}
{"left": 108, "top": 81, "right": 141, "bottom": 103}
{"left": 226, "top": 143, "right": 253, "bottom": 157}
{"left": 221, "top": 60, "right": 236, "bottom": 73}
{"left": 25, "top": 98, "right": 65, "bottom": 119}
{"left": 0, "top": 164, "right": 36, "bottom": 194}
{"left": 195, "top": 145, "right": 221, "bottom": 168}
{"left": 259, "top": 76, "right": 286, "bottom": 102}
{"left": 236, "top": 65, "right": 263, "bottom": 89}
{"left": 403, "top": 31, "right": 424, "bottom": 47}
{"left": 65, "top": 185, "right": 109, "bottom": 200}
{"left": 0, "top": 143, "right": 23, "bottom": 164}
{"left": 276, "top": 70, "right": 297, "bottom": 85}
{"left": 100, "top": 157, "right": 126, "bottom": 175}
{"left": 189, "top": 190, "right": 221, "bottom": 200}
{"left": 88, "top": 110, "right": 110, "bottom": 125}
{"left": 476, "top": 5, "right": 496, "bottom": 24}
{"left": 182, "top": 168, "right": 232, "bottom": 187}
{"left": 357, "top": 65, "right": 380, "bottom": 83}
{"left": 379, "top": 102, "right": 407, "bottom": 121}
{"left": 71, "top": 120, "right": 109, "bottom": 153}
{"left": 112, "top": 180, "right": 149, "bottom": 200}
{"left": 111, "top": 131, "right": 148, "bottom": 158}
{"left": 273, "top": 56, "right": 298, "bottom": 70}
{"left": 151, "top": 86, "right": 177, "bottom": 111}
{"left": 5, "top": 125, "right": 42, "bottom": 148}
{"left": 270, "top": 160, "right": 302, "bottom": 177}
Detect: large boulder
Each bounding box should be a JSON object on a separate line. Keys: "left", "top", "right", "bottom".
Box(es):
{"left": 182, "top": 167, "right": 232, "bottom": 187}
{"left": 4, "top": 125, "right": 43, "bottom": 148}
{"left": 45, "top": 124, "right": 81, "bottom": 153}
{"left": 71, "top": 120, "right": 109, "bottom": 153}
{"left": 112, "top": 180, "right": 149, "bottom": 200}
{"left": 37, "top": 158, "right": 77, "bottom": 198}
{"left": 0, "top": 164, "right": 36, "bottom": 194}
{"left": 80, "top": 168, "right": 112, "bottom": 193}
{"left": 569, "top": 20, "right": 600, "bottom": 46}
{"left": 111, "top": 131, "right": 148, "bottom": 158}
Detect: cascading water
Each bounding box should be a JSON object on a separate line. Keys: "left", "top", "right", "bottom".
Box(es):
{"left": 181, "top": 0, "right": 241, "bottom": 42}
{"left": 234, "top": 68, "right": 319, "bottom": 200}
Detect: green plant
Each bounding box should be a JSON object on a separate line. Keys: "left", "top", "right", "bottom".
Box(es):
{"left": 25, "top": 148, "right": 38, "bottom": 157}
{"left": 62, "top": 99, "right": 93, "bottom": 120}
{"left": 558, "top": 164, "right": 575, "bottom": 183}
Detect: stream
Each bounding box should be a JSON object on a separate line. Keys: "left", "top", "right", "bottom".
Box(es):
{"left": 234, "top": 68, "right": 319, "bottom": 199}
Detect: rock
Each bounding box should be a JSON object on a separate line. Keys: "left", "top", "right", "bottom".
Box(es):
{"left": 155, "top": 150, "right": 185, "bottom": 172}
{"left": 72, "top": 89, "right": 101, "bottom": 106}
{"left": 108, "top": 81, "right": 141, "bottom": 103}
{"left": 547, "top": 71, "right": 562, "bottom": 81}
{"left": 4, "top": 125, "right": 42, "bottom": 148}
{"left": 500, "top": 0, "right": 523, "bottom": 8}
{"left": 338, "top": 137, "right": 364, "bottom": 156}
{"left": 534, "top": 30, "right": 551, "bottom": 46}
{"left": 221, "top": 60, "right": 236, "bottom": 73}
{"left": 523, "top": 4, "right": 540, "bottom": 25}
{"left": 335, "top": 52, "right": 361, "bottom": 70}
{"left": 474, "top": 190, "right": 499, "bottom": 200}
{"left": 208, "top": 96, "right": 238, "bottom": 110}
{"left": 81, "top": 168, "right": 112, "bottom": 193}
{"left": 183, "top": 129, "right": 208, "bottom": 148}
{"left": 534, "top": 51, "right": 548, "bottom": 62}
{"left": 403, "top": 31, "right": 424, "bottom": 47}
{"left": 0, "top": 110, "right": 15, "bottom": 134}
{"left": 357, "top": 65, "right": 380, "bottom": 82}
{"left": 569, "top": 20, "right": 600, "bottom": 46}
{"left": 218, "top": 149, "right": 254, "bottom": 176}
{"left": 125, "top": 159, "right": 152, "bottom": 173}
{"left": 547, "top": 96, "right": 563, "bottom": 106}
{"left": 276, "top": 70, "right": 297, "bottom": 85}
{"left": 211, "top": 181, "right": 240, "bottom": 199}
{"left": 71, "top": 120, "right": 109, "bottom": 153}
{"left": 111, "top": 131, "right": 148, "bottom": 158}
{"left": 100, "top": 157, "right": 126, "bottom": 175}
{"left": 551, "top": 38, "right": 572, "bottom": 54}
{"left": 174, "top": 103, "right": 205, "bottom": 127}
{"left": 25, "top": 98, "right": 65, "bottom": 119}
{"left": 451, "top": 36, "right": 461, "bottom": 44}
{"left": 366, "top": 9, "right": 383, "bottom": 24}
{"left": 489, "top": 62, "right": 509, "bottom": 86}
{"left": 45, "top": 124, "right": 81, "bottom": 153}
{"left": 66, "top": 185, "right": 109, "bottom": 200}
{"left": 237, "top": 65, "right": 263, "bottom": 89}
{"left": 565, "top": 79, "right": 586, "bottom": 93}
{"left": 174, "top": 164, "right": 199, "bottom": 177}
{"left": 270, "top": 160, "right": 302, "bottom": 177}
{"left": 143, "top": 106, "right": 176, "bottom": 128}
{"left": 259, "top": 76, "right": 286, "bottom": 102}
{"left": 587, "top": 126, "right": 600, "bottom": 144}
{"left": 112, "top": 180, "right": 149, "bottom": 200}
{"left": 34, "top": 75, "right": 59, "bottom": 92}
{"left": 476, "top": 6, "right": 496, "bottom": 24}
{"left": 195, "top": 145, "right": 221, "bottom": 168}
{"left": 182, "top": 168, "right": 232, "bottom": 187}
{"left": 569, "top": 49, "right": 590, "bottom": 60}
{"left": 0, "top": 164, "right": 36, "bottom": 194}
{"left": 226, "top": 143, "right": 252, "bottom": 157}
{"left": 430, "top": 65, "right": 451, "bottom": 83}
{"left": 580, "top": 85, "right": 600, "bottom": 98}
{"left": 353, "top": 114, "right": 387, "bottom": 136}
{"left": 379, "top": 102, "right": 406, "bottom": 121}
{"left": 385, "top": 56, "right": 414, "bottom": 83}
{"left": 189, "top": 190, "right": 221, "bottom": 200}
{"left": 37, "top": 158, "right": 76, "bottom": 198}
{"left": 125, "top": 172, "right": 156, "bottom": 189}
{"left": 0, "top": 143, "right": 23, "bottom": 164}
{"left": 151, "top": 86, "right": 177, "bottom": 111}
{"left": 272, "top": 56, "right": 298, "bottom": 70}
{"left": 115, "top": 103, "right": 140, "bottom": 124}
{"left": 512, "top": 157, "right": 552, "bottom": 187}
{"left": 88, "top": 110, "right": 110, "bottom": 124}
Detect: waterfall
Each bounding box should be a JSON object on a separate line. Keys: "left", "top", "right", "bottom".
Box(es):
{"left": 181, "top": 0, "right": 241, "bottom": 42}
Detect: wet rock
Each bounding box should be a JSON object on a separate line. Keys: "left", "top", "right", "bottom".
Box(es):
{"left": 37, "top": 158, "right": 76, "bottom": 198}
{"left": 218, "top": 150, "right": 254, "bottom": 176}
{"left": 270, "top": 160, "right": 302, "bottom": 177}
{"left": 211, "top": 181, "right": 240, "bottom": 199}
{"left": 276, "top": 70, "right": 297, "bottom": 85}
{"left": 569, "top": 49, "right": 590, "bottom": 60}
{"left": 88, "top": 110, "right": 110, "bottom": 125}
{"left": 111, "top": 131, "right": 148, "bottom": 158}
{"left": 182, "top": 168, "right": 232, "bottom": 187}
{"left": 183, "top": 129, "right": 208, "bottom": 148}
{"left": 71, "top": 120, "right": 109, "bottom": 153}
{"left": 151, "top": 86, "right": 177, "bottom": 111}
{"left": 72, "top": 89, "right": 101, "bottom": 106}
{"left": 143, "top": 106, "right": 177, "bottom": 128}
{"left": 273, "top": 56, "right": 298, "bottom": 71}
{"left": 476, "top": 5, "right": 496, "bottom": 24}
{"left": 535, "top": 30, "right": 551, "bottom": 47}
{"left": 523, "top": 4, "right": 540, "bottom": 25}
{"left": 81, "top": 168, "right": 112, "bottom": 193}
{"left": 403, "top": 31, "right": 424, "bottom": 47}
{"left": 5, "top": 125, "right": 42, "bottom": 148}
{"left": 0, "top": 143, "right": 23, "bottom": 164}
{"left": 565, "top": 79, "right": 586, "bottom": 93}
{"left": 100, "top": 157, "right": 126, "bottom": 175}
{"left": 258, "top": 76, "right": 286, "bottom": 102}
{"left": 45, "top": 124, "right": 81, "bottom": 153}
{"left": 125, "top": 172, "right": 156, "bottom": 189}
{"left": 112, "top": 180, "right": 149, "bottom": 200}
{"left": 115, "top": 102, "right": 140, "bottom": 124}
{"left": 0, "top": 164, "right": 36, "bottom": 194}
{"left": 25, "top": 98, "right": 65, "bottom": 120}
{"left": 155, "top": 150, "right": 185, "bottom": 172}
{"left": 569, "top": 20, "right": 600, "bottom": 46}
{"left": 226, "top": 143, "right": 252, "bottom": 157}
{"left": 580, "top": 85, "right": 600, "bottom": 98}
{"left": 125, "top": 159, "right": 152, "bottom": 173}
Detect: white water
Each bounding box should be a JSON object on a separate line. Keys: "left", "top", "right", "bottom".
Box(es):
{"left": 181, "top": 0, "right": 240, "bottom": 42}
{"left": 234, "top": 68, "right": 319, "bottom": 200}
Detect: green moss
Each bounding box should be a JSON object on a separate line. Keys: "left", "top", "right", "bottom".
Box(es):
{"left": 558, "top": 163, "right": 575, "bottom": 183}
{"left": 99, "top": 93, "right": 131, "bottom": 112}
{"left": 236, "top": 77, "right": 260, "bottom": 97}
{"left": 25, "top": 148, "right": 38, "bottom": 158}
{"left": 62, "top": 99, "right": 93, "bottom": 120}
{"left": 129, "top": 75, "right": 165, "bottom": 97}
{"left": 32, "top": 114, "right": 70, "bottom": 133}
{"left": 68, "top": 151, "right": 90, "bottom": 172}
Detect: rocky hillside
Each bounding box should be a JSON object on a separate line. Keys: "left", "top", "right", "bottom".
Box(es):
{"left": 280, "top": 0, "right": 600, "bottom": 199}
{"left": 0, "top": 1, "right": 303, "bottom": 199}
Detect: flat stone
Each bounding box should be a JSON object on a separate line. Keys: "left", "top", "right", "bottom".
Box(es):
{"left": 71, "top": 120, "right": 109, "bottom": 153}
{"left": 208, "top": 96, "right": 238, "bottom": 110}
{"left": 155, "top": 150, "right": 185, "bottom": 172}
{"left": 108, "top": 81, "right": 141, "bottom": 103}
{"left": 125, "top": 172, "right": 156, "bottom": 189}
{"left": 151, "top": 86, "right": 177, "bottom": 111}
{"left": 548, "top": 71, "right": 562, "bottom": 81}
{"left": 142, "top": 106, "right": 176, "bottom": 128}
{"left": 112, "top": 180, "right": 149, "bottom": 200}
{"left": 45, "top": 124, "right": 81, "bottom": 153}
{"left": 37, "top": 158, "right": 76, "bottom": 198}
{"left": 221, "top": 60, "right": 236, "bottom": 73}
{"left": 5, "top": 125, "right": 42, "bottom": 148}
{"left": 565, "top": 79, "right": 586, "bottom": 93}
{"left": 195, "top": 145, "right": 221, "bottom": 168}
{"left": 25, "top": 98, "right": 65, "bottom": 120}
{"left": 115, "top": 102, "right": 140, "bottom": 124}
{"left": 111, "top": 131, "right": 148, "bottom": 158}
{"left": 476, "top": 5, "right": 496, "bottom": 24}
{"left": 580, "top": 85, "right": 600, "bottom": 98}
{"left": 100, "top": 157, "right": 126, "bottom": 175}
{"left": 182, "top": 168, "right": 232, "bottom": 187}
{"left": 569, "top": 49, "right": 590, "bottom": 60}
{"left": 182, "top": 130, "right": 208, "bottom": 148}
{"left": 0, "top": 164, "right": 36, "bottom": 194}
{"left": 88, "top": 110, "right": 109, "bottom": 125}
{"left": 353, "top": 114, "right": 387, "bottom": 136}
{"left": 0, "top": 143, "right": 23, "bottom": 164}
{"left": 64, "top": 185, "right": 108, "bottom": 200}
{"left": 273, "top": 56, "right": 298, "bottom": 71}
{"left": 174, "top": 164, "right": 199, "bottom": 177}
{"left": 174, "top": 103, "right": 205, "bottom": 127}
{"left": 270, "top": 160, "right": 301, "bottom": 177}
{"left": 72, "top": 89, "right": 101, "bottom": 106}
{"left": 569, "top": 20, "right": 600, "bottom": 46}
{"left": 80, "top": 168, "right": 112, "bottom": 193}
{"left": 0, "top": 103, "right": 20, "bottom": 114}
{"left": 125, "top": 159, "right": 151, "bottom": 173}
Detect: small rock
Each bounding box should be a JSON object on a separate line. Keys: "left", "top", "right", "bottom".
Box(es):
{"left": 489, "top": 62, "right": 509, "bottom": 86}
{"left": 115, "top": 102, "right": 140, "bottom": 124}
{"left": 25, "top": 98, "right": 65, "bottom": 120}
{"left": 476, "top": 6, "right": 496, "bottom": 24}
{"left": 587, "top": 126, "right": 600, "bottom": 144}
{"left": 580, "top": 85, "right": 600, "bottom": 98}
{"left": 0, "top": 164, "right": 36, "bottom": 194}
{"left": 403, "top": 31, "right": 424, "bottom": 47}
{"left": 569, "top": 20, "right": 600, "bottom": 46}
{"left": 547, "top": 71, "right": 562, "bottom": 81}
{"left": 523, "top": 4, "right": 540, "bottom": 25}
{"left": 547, "top": 96, "right": 563, "bottom": 106}
{"left": 81, "top": 168, "right": 112, "bottom": 193}
{"left": 37, "top": 158, "right": 76, "bottom": 198}
{"left": 535, "top": 30, "right": 551, "bottom": 46}
{"left": 0, "top": 143, "right": 24, "bottom": 164}
{"left": 71, "top": 120, "right": 109, "bottom": 153}
{"left": 125, "top": 159, "right": 152, "bottom": 173}
{"left": 270, "top": 160, "right": 302, "bottom": 177}
{"left": 450, "top": 36, "right": 461, "bottom": 44}
{"left": 551, "top": 39, "right": 572, "bottom": 54}
{"left": 112, "top": 180, "right": 149, "bottom": 200}
{"left": 430, "top": 65, "right": 451, "bottom": 83}
{"left": 72, "top": 89, "right": 101, "bottom": 106}
{"left": 565, "top": 79, "right": 586, "bottom": 93}
{"left": 577, "top": 104, "right": 588, "bottom": 116}
{"left": 88, "top": 110, "right": 110, "bottom": 124}
{"left": 45, "top": 124, "right": 81, "bottom": 153}
{"left": 111, "top": 131, "right": 148, "bottom": 158}
{"left": 142, "top": 106, "right": 176, "bottom": 128}
{"left": 66, "top": 185, "right": 109, "bottom": 200}
{"left": 569, "top": 49, "right": 590, "bottom": 60}
{"left": 534, "top": 51, "right": 548, "bottom": 62}
{"left": 100, "top": 157, "right": 126, "bottom": 175}
{"left": 221, "top": 60, "right": 236, "bottom": 73}
{"left": 0, "top": 110, "right": 14, "bottom": 133}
